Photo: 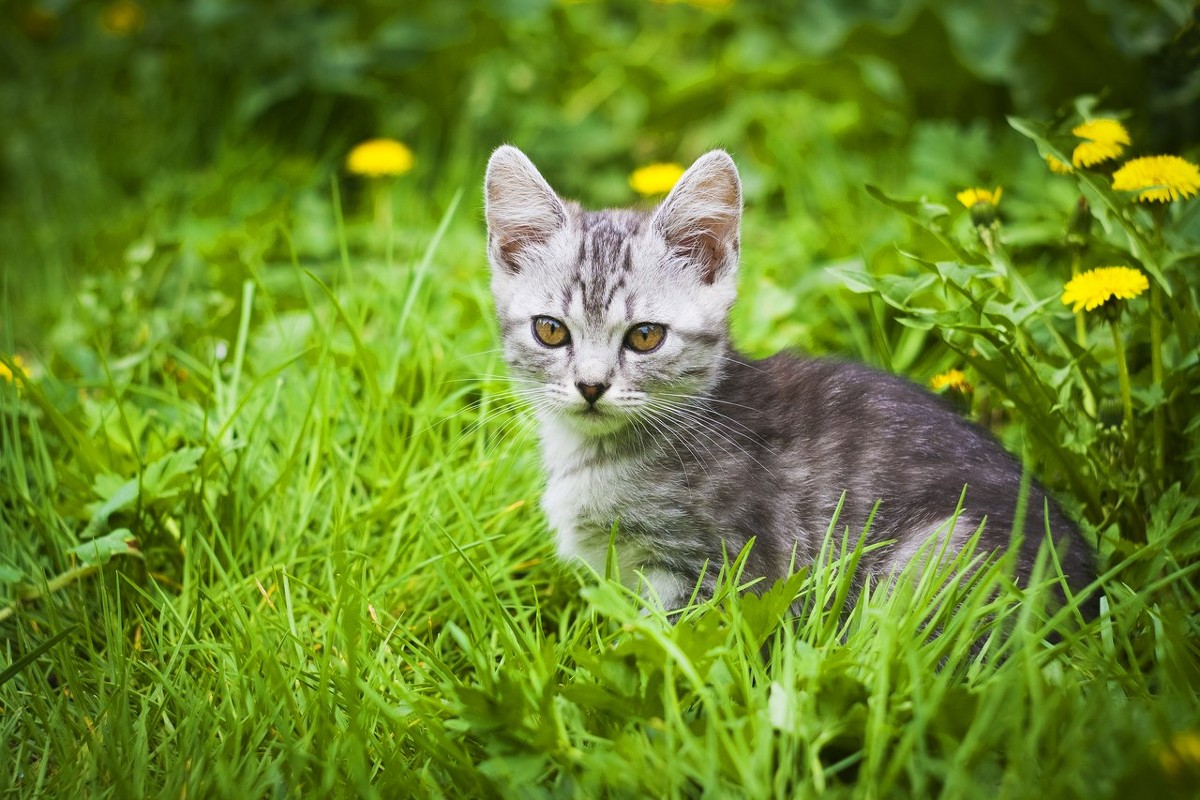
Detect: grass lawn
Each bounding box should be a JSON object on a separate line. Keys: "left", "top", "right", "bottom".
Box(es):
{"left": 2, "top": 161, "right": 1199, "bottom": 796}
{"left": 2, "top": 3, "right": 1199, "bottom": 793}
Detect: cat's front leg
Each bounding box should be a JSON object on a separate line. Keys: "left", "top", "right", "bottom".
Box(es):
{"left": 637, "top": 567, "right": 690, "bottom": 612}
{"left": 557, "top": 524, "right": 689, "bottom": 612}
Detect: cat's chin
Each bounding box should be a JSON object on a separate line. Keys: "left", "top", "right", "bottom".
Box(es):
{"left": 560, "top": 407, "right": 633, "bottom": 437}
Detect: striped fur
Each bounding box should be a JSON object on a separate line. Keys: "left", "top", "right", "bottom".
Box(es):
{"left": 484, "top": 146, "right": 1094, "bottom": 610}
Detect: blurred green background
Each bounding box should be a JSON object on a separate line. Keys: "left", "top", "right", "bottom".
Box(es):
{"left": 3, "top": 0, "right": 1197, "bottom": 340}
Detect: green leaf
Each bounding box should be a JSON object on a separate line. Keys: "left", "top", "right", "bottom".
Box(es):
{"left": 864, "top": 184, "right": 950, "bottom": 225}
{"left": 972, "top": 337, "right": 1001, "bottom": 361}
{"left": 865, "top": 184, "right": 976, "bottom": 263}
{"left": 0, "top": 564, "right": 25, "bottom": 584}
{"left": 1131, "top": 384, "right": 1166, "bottom": 411}
{"left": 68, "top": 528, "right": 138, "bottom": 567}
{"left": 81, "top": 479, "right": 139, "bottom": 540}
{"left": 940, "top": 2, "right": 1026, "bottom": 80}
{"left": 896, "top": 316, "right": 935, "bottom": 331}
{"left": 828, "top": 265, "right": 882, "bottom": 295}
{"left": 935, "top": 260, "right": 997, "bottom": 287}
{"left": 81, "top": 447, "right": 205, "bottom": 539}
{"left": 141, "top": 446, "right": 205, "bottom": 500}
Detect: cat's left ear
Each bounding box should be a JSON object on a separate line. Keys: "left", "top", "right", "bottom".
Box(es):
{"left": 650, "top": 150, "right": 742, "bottom": 285}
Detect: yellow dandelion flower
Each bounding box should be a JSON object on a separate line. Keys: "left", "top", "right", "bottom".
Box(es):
{"left": 0, "top": 355, "right": 26, "bottom": 384}
{"left": 1072, "top": 140, "right": 1124, "bottom": 168}
{"left": 1046, "top": 155, "right": 1073, "bottom": 175}
{"left": 1073, "top": 119, "right": 1130, "bottom": 146}
{"left": 346, "top": 139, "right": 414, "bottom": 178}
{"left": 1111, "top": 155, "right": 1200, "bottom": 203}
{"left": 1070, "top": 118, "right": 1130, "bottom": 168}
{"left": 1158, "top": 730, "right": 1200, "bottom": 778}
{"left": 1061, "top": 266, "right": 1148, "bottom": 313}
{"left": 931, "top": 369, "right": 972, "bottom": 393}
{"left": 630, "top": 162, "right": 685, "bottom": 197}
{"left": 101, "top": 0, "right": 144, "bottom": 36}
{"left": 955, "top": 187, "right": 1002, "bottom": 209}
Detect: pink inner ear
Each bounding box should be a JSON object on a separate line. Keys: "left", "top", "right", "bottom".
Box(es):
{"left": 653, "top": 152, "right": 742, "bottom": 284}
{"left": 669, "top": 226, "right": 729, "bottom": 285}
{"left": 493, "top": 236, "right": 523, "bottom": 275}
{"left": 492, "top": 223, "right": 555, "bottom": 274}
{"left": 660, "top": 203, "right": 740, "bottom": 284}
{"left": 485, "top": 152, "right": 567, "bottom": 275}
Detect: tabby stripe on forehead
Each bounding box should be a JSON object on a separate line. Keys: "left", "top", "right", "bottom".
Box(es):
{"left": 579, "top": 271, "right": 590, "bottom": 314}
{"left": 573, "top": 235, "right": 589, "bottom": 311}
{"left": 602, "top": 243, "right": 632, "bottom": 308}
{"left": 574, "top": 236, "right": 587, "bottom": 280}
{"left": 560, "top": 234, "right": 581, "bottom": 309}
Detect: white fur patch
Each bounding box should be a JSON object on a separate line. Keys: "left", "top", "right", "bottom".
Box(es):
{"left": 638, "top": 568, "right": 689, "bottom": 610}
{"left": 884, "top": 515, "right": 974, "bottom": 575}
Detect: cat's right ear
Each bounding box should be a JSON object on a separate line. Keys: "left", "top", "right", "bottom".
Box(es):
{"left": 485, "top": 145, "right": 568, "bottom": 275}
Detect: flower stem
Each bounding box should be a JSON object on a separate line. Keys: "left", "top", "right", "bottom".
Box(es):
{"left": 1069, "top": 251, "right": 1097, "bottom": 418}
{"left": 1149, "top": 282, "right": 1165, "bottom": 482}
{"left": 1110, "top": 321, "right": 1134, "bottom": 454}
{"left": 1149, "top": 209, "right": 1166, "bottom": 485}
{"left": 0, "top": 563, "right": 100, "bottom": 623}
{"left": 371, "top": 179, "right": 394, "bottom": 257}
{"left": 1070, "top": 252, "right": 1088, "bottom": 350}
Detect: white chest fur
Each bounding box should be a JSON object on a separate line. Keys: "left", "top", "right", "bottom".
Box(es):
{"left": 541, "top": 455, "right": 691, "bottom": 608}
{"left": 542, "top": 459, "right": 630, "bottom": 571}
{"left": 538, "top": 419, "right": 671, "bottom": 577}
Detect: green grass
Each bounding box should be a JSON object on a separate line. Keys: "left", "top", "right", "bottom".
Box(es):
{"left": 2, "top": 164, "right": 1199, "bottom": 797}
{"left": 3, "top": 3, "right": 1199, "bottom": 795}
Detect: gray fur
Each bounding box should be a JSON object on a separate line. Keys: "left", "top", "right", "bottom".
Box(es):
{"left": 484, "top": 145, "right": 1094, "bottom": 610}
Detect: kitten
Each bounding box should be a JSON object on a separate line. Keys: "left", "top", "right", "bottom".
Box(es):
{"left": 484, "top": 145, "right": 1094, "bottom": 611}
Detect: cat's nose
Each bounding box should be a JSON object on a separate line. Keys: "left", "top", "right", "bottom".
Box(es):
{"left": 575, "top": 382, "right": 609, "bottom": 405}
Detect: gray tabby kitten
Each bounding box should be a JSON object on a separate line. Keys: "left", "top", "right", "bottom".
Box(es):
{"left": 484, "top": 145, "right": 1093, "bottom": 610}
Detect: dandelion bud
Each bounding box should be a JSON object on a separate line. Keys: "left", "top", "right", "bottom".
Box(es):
{"left": 969, "top": 201, "right": 998, "bottom": 229}
{"left": 1098, "top": 397, "right": 1124, "bottom": 431}
{"left": 955, "top": 187, "right": 1002, "bottom": 252}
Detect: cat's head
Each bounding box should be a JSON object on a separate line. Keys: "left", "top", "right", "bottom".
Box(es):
{"left": 484, "top": 145, "right": 742, "bottom": 436}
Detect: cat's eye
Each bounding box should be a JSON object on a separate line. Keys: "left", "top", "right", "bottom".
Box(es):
{"left": 624, "top": 323, "right": 666, "bottom": 353}
{"left": 532, "top": 316, "right": 571, "bottom": 347}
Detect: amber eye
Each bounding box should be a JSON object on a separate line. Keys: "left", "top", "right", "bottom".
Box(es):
{"left": 532, "top": 316, "right": 571, "bottom": 347}
{"left": 624, "top": 322, "right": 666, "bottom": 353}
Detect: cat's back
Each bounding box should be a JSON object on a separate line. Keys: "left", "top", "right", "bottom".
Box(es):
{"left": 715, "top": 350, "right": 985, "bottom": 456}
{"left": 709, "top": 350, "right": 1084, "bottom": 573}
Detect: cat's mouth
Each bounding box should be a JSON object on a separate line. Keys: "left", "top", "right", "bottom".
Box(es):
{"left": 564, "top": 402, "right": 632, "bottom": 434}
{"left": 572, "top": 405, "right": 609, "bottom": 422}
